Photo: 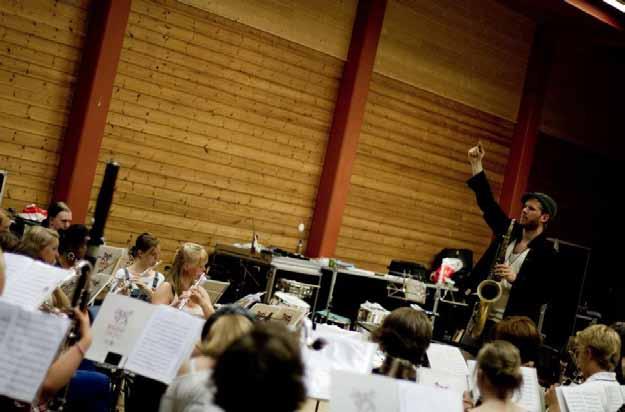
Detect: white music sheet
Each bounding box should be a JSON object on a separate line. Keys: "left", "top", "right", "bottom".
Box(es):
{"left": 398, "top": 379, "right": 463, "bottom": 412}
{"left": 1, "top": 253, "right": 72, "bottom": 310}
{"left": 515, "top": 367, "right": 544, "bottom": 412}
{"left": 124, "top": 305, "right": 203, "bottom": 384}
{"left": 603, "top": 384, "right": 624, "bottom": 412}
{"left": 558, "top": 386, "right": 604, "bottom": 412}
{"left": 426, "top": 343, "right": 469, "bottom": 376}
{"left": 418, "top": 367, "right": 469, "bottom": 394}
{"left": 0, "top": 300, "right": 70, "bottom": 403}
{"left": 303, "top": 330, "right": 377, "bottom": 400}
{"left": 330, "top": 370, "right": 399, "bottom": 412}
{"left": 86, "top": 294, "right": 155, "bottom": 365}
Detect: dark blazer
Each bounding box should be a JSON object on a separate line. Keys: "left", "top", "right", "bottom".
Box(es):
{"left": 467, "top": 171, "right": 558, "bottom": 322}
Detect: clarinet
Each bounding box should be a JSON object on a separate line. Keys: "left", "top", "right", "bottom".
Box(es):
{"left": 177, "top": 274, "right": 207, "bottom": 309}
{"left": 53, "top": 162, "right": 119, "bottom": 412}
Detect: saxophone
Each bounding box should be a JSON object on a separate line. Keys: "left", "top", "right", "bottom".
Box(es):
{"left": 466, "top": 219, "right": 515, "bottom": 338}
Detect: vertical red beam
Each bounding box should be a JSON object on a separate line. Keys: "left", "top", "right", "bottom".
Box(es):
{"left": 53, "top": 0, "right": 131, "bottom": 223}
{"left": 499, "top": 25, "right": 555, "bottom": 217}
{"left": 306, "top": 0, "right": 387, "bottom": 257}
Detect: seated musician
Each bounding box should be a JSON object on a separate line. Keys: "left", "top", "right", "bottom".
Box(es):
{"left": 0, "top": 245, "right": 100, "bottom": 411}
{"left": 42, "top": 201, "right": 72, "bottom": 231}
{"left": 467, "top": 341, "right": 525, "bottom": 412}
{"left": 57, "top": 224, "right": 90, "bottom": 269}
{"left": 493, "top": 316, "right": 542, "bottom": 367}
{"left": 212, "top": 323, "right": 306, "bottom": 412}
{"left": 15, "top": 226, "right": 70, "bottom": 311}
{"left": 371, "top": 307, "right": 432, "bottom": 381}
{"left": 111, "top": 232, "right": 164, "bottom": 301}
{"left": 152, "top": 242, "right": 214, "bottom": 318}
{"left": 159, "top": 306, "right": 255, "bottom": 412}
{"left": 545, "top": 324, "right": 621, "bottom": 412}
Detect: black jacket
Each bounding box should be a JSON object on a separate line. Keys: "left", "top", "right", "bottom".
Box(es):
{"left": 467, "top": 171, "right": 557, "bottom": 322}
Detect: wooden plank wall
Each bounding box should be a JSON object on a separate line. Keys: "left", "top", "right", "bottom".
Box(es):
{"left": 0, "top": 0, "right": 91, "bottom": 210}
{"left": 376, "top": 0, "right": 534, "bottom": 122}
{"left": 88, "top": 0, "right": 343, "bottom": 260}
{"left": 335, "top": 73, "right": 514, "bottom": 272}
{"left": 177, "top": 0, "right": 357, "bottom": 60}
{"left": 330, "top": 0, "right": 532, "bottom": 272}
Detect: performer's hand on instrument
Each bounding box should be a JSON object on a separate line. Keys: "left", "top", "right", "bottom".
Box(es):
{"left": 494, "top": 264, "right": 517, "bottom": 283}
{"left": 544, "top": 384, "right": 560, "bottom": 411}
{"left": 462, "top": 391, "right": 474, "bottom": 412}
{"left": 73, "top": 308, "right": 93, "bottom": 349}
{"left": 468, "top": 142, "right": 485, "bottom": 175}
{"left": 190, "top": 285, "right": 215, "bottom": 318}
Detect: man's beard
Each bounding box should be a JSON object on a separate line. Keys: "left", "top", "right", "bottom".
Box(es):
{"left": 521, "top": 219, "right": 540, "bottom": 231}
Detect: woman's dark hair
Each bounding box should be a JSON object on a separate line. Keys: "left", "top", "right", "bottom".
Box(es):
{"left": 129, "top": 233, "right": 159, "bottom": 258}
{"left": 477, "top": 340, "right": 523, "bottom": 400}
{"left": 212, "top": 323, "right": 306, "bottom": 412}
{"left": 201, "top": 304, "right": 256, "bottom": 341}
{"left": 58, "top": 224, "right": 89, "bottom": 256}
{"left": 0, "top": 230, "right": 20, "bottom": 252}
{"left": 42, "top": 202, "right": 71, "bottom": 228}
{"left": 494, "top": 316, "right": 542, "bottom": 365}
{"left": 371, "top": 307, "right": 432, "bottom": 367}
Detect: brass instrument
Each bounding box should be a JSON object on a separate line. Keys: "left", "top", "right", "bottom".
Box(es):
{"left": 466, "top": 219, "right": 516, "bottom": 338}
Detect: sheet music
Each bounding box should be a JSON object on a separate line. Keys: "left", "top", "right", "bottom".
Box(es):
{"left": 200, "top": 279, "right": 229, "bottom": 304}
{"left": 604, "top": 384, "right": 624, "bottom": 412}
{"left": 2, "top": 253, "right": 72, "bottom": 310}
{"left": 330, "top": 370, "right": 399, "bottom": 412}
{"left": 559, "top": 386, "right": 604, "bottom": 412}
{"left": 398, "top": 379, "right": 463, "bottom": 412}
{"left": 303, "top": 330, "right": 378, "bottom": 400}
{"left": 417, "top": 367, "right": 469, "bottom": 394}
{"left": 86, "top": 294, "right": 154, "bottom": 365}
{"left": 513, "top": 367, "right": 543, "bottom": 412}
{"left": 0, "top": 301, "right": 70, "bottom": 403}
{"left": 124, "top": 306, "right": 203, "bottom": 384}
{"left": 94, "top": 246, "right": 127, "bottom": 275}
{"left": 556, "top": 386, "right": 570, "bottom": 412}
{"left": 426, "top": 343, "right": 469, "bottom": 376}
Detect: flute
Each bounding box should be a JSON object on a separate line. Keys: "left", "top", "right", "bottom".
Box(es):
{"left": 177, "top": 273, "right": 207, "bottom": 309}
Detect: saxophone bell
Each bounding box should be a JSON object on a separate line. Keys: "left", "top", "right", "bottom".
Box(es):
{"left": 466, "top": 219, "right": 515, "bottom": 338}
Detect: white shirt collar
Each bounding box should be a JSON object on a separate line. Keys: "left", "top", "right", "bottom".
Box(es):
{"left": 585, "top": 371, "right": 617, "bottom": 383}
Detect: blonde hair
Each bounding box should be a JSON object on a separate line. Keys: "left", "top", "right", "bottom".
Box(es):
{"left": 575, "top": 324, "right": 622, "bottom": 371}
{"left": 477, "top": 340, "right": 523, "bottom": 400}
{"left": 200, "top": 314, "right": 253, "bottom": 357}
{"left": 167, "top": 242, "right": 208, "bottom": 296}
{"left": 16, "top": 226, "right": 59, "bottom": 261}
{"left": 0, "top": 209, "right": 10, "bottom": 231}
